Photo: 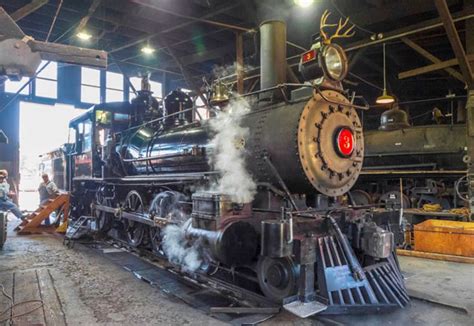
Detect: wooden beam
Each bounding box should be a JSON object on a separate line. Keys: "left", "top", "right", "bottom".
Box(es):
{"left": 401, "top": 37, "right": 464, "bottom": 82}
{"left": 108, "top": 1, "right": 240, "bottom": 54}
{"left": 349, "top": 0, "right": 457, "bottom": 30}
{"left": 397, "top": 249, "right": 474, "bottom": 264}
{"left": 131, "top": 0, "right": 250, "bottom": 32}
{"left": 435, "top": 0, "right": 474, "bottom": 87}
{"left": 399, "top": 54, "right": 474, "bottom": 79}
{"left": 346, "top": 7, "right": 474, "bottom": 52}
{"left": 10, "top": 0, "right": 48, "bottom": 22}
{"left": 75, "top": 0, "right": 102, "bottom": 33}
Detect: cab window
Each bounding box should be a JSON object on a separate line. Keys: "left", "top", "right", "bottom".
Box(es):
{"left": 83, "top": 120, "right": 92, "bottom": 152}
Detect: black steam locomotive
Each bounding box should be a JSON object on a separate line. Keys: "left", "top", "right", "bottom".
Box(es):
{"left": 352, "top": 107, "right": 468, "bottom": 210}
{"left": 57, "top": 17, "right": 409, "bottom": 317}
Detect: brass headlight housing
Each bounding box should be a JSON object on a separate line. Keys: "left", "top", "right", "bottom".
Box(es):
{"left": 321, "top": 44, "right": 348, "bottom": 82}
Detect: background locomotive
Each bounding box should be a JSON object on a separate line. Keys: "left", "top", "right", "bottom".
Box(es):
{"left": 352, "top": 106, "right": 468, "bottom": 211}
{"left": 53, "top": 15, "right": 409, "bottom": 317}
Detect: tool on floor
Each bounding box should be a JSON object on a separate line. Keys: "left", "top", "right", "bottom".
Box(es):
{"left": 63, "top": 215, "right": 95, "bottom": 248}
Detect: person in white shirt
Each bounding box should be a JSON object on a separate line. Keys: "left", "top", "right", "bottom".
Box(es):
{"left": 38, "top": 173, "right": 59, "bottom": 205}
{"left": 0, "top": 170, "right": 24, "bottom": 220}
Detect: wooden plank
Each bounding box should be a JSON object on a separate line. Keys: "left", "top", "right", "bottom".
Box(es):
{"left": 10, "top": 0, "right": 49, "bottom": 22}
{"left": 12, "top": 270, "right": 45, "bottom": 325}
{"left": 37, "top": 269, "right": 66, "bottom": 326}
{"left": 210, "top": 306, "right": 280, "bottom": 314}
{"left": 0, "top": 272, "right": 14, "bottom": 323}
{"left": 397, "top": 249, "right": 474, "bottom": 264}
{"left": 28, "top": 41, "right": 107, "bottom": 69}
{"left": 401, "top": 37, "right": 465, "bottom": 82}
{"left": 435, "top": 0, "right": 474, "bottom": 87}
{"left": 399, "top": 55, "right": 474, "bottom": 79}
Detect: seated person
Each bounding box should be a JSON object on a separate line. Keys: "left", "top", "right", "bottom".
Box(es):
{"left": 0, "top": 170, "right": 24, "bottom": 220}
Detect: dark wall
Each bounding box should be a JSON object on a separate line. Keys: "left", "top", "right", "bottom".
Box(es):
{"left": 0, "top": 95, "right": 20, "bottom": 182}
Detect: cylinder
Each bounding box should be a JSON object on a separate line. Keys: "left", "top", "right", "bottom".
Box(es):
{"left": 185, "top": 220, "right": 258, "bottom": 266}
{"left": 261, "top": 219, "right": 293, "bottom": 258}
{"left": 260, "top": 20, "right": 287, "bottom": 97}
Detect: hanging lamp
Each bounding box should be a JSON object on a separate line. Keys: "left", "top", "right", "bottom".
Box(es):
{"left": 376, "top": 43, "right": 395, "bottom": 105}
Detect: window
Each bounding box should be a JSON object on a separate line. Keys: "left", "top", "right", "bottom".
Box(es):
{"left": 35, "top": 61, "right": 57, "bottom": 99}
{"left": 128, "top": 77, "right": 142, "bottom": 100}
{"left": 81, "top": 67, "right": 101, "bottom": 104}
{"left": 150, "top": 80, "right": 163, "bottom": 99}
{"left": 5, "top": 77, "right": 30, "bottom": 95}
{"left": 78, "top": 119, "right": 92, "bottom": 152}
{"left": 195, "top": 95, "right": 209, "bottom": 120}
{"left": 129, "top": 77, "right": 162, "bottom": 100}
{"left": 180, "top": 88, "right": 208, "bottom": 121}
{"left": 106, "top": 71, "right": 124, "bottom": 102}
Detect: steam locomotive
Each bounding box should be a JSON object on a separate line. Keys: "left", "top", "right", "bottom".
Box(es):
{"left": 57, "top": 17, "right": 409, "bottom": 317}
{"left": 351, "top": 107, "right": 468, "bottom": 211}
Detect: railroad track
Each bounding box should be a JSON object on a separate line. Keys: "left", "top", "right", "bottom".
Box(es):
{"left": 70, "top": 234, "right": 280, "bottom": 325}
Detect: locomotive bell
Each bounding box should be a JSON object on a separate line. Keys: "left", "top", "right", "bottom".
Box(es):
{"left": 209, "top": 80, "right": 230, "bottom": 106}
{"left": 379, "top": 107, "right": 410, "bottom": 131}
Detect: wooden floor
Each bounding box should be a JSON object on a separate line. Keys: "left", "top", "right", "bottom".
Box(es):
{"left": 0, "top": 269, "right": 66, "bottom": 326}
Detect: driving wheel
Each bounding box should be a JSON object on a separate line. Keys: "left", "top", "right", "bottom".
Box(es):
{"left": 123, "top": 190, "right": 146, "bottom": 247}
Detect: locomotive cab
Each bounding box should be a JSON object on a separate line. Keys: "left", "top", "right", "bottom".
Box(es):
{"left": 69, "top": 102, "right": 131, "bottom": 179}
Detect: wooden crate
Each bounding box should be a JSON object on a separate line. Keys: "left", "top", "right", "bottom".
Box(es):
{"left": 414, "top": 219, "right": 474, "bottom": 257}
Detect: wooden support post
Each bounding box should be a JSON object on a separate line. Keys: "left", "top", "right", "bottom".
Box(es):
{"left": 10, "top": 0, "right": 48, "bottom": 22}
{"left": 435, "top": 0, "right": 474, "bottom": 87}
{"left": 236, "top": 32, "right": 244, "bottom": 94}
{"left": 401, "top": 37, "right": 465, "bottom": 82}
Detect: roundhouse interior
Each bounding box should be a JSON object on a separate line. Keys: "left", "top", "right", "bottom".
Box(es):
{"left": 0, "top": 1, "right": 473, "bottom": 325}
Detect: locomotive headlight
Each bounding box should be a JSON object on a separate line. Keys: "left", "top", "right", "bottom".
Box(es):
{"left": 321, "top": 44, "right": 348, "bottom": 82}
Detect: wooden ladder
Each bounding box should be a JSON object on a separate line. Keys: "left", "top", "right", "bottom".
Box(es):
{"left": 15, "top": 193, "right": 70, "bottom": 235}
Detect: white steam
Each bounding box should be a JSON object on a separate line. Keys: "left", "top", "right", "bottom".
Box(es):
{"left": 212, "top": 62, "right": 256, "bottom": 79}
{"left": 209, "top": 96, "right": 257, "bottom": 203}
{"left": 162, "top": 223, "right": 202, "bottom": 273}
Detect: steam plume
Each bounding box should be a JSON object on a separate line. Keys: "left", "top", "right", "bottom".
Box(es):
{"left": 209, "top": 96, "right": 257, "bottom": 203}
{"left": 162, "top": 223, "right": 202, "bottom": 273}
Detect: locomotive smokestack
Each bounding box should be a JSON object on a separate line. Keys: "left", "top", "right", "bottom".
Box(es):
{"left": 260, "top": 20, "right": 287, "bottom": 99}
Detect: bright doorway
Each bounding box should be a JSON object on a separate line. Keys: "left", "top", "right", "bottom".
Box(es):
{"left": 19, "top": 101, "right": 83, "bottom": 210}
